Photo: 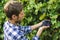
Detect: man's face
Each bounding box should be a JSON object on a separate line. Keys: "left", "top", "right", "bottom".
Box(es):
{"left": 12, "top": 10, "right": 25, "bottom": 23}
{"left": 18, "top": 10, "right": 25, "bottom": 22}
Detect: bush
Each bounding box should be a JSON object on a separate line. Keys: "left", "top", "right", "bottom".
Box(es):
{"left": 0, "top": 0, "right": 60, "bottom": 40}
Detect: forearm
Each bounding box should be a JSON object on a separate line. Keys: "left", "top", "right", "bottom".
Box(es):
{"left": 30, "top": 22, "right": 42, "bottom": 30}
{"left": 36, "top": 27, "right": 44, "bottom": 37}
{"left": 36, "top": 26, "right": 49, "bottom": 37}
{"left": 32, "top": 27, "right": 44, "bottom": 40}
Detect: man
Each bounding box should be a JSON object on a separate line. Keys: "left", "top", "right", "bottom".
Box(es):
{"left": 3, "top": 1, "right": 50, "bottom": 40}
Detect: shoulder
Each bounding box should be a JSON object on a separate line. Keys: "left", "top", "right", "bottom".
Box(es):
{"left": 3, "top": 21, "right": 9, "bottom": 30}
{"left": 3, "top": 21, "right": 9, "bottom": 27}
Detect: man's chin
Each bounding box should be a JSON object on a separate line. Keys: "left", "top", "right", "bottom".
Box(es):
{"left": 16, "top": 19, "right": 24, "bottom": 24}
{"left": 16, "top": 21, "right": 21, "bottom": 24}
{"left": 20, "top": 19, "right": 24, "bottom": 21}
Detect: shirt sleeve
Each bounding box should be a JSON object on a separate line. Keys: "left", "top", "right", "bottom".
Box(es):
{"left": 20, "top": 26, "right": 32, "bottom": 34}
{"left": 32, "top": 36, "right": 40, "bottom": 40}
{"left": 4, "top": 26, "right": 25, "bottom": 40}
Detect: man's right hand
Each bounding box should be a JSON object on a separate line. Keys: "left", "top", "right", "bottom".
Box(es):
{"left": 41, "top": 20, "right": 52, "bottom": 27}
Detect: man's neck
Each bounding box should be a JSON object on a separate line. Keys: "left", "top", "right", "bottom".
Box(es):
{"left": 8, "top": 19, "right": 17, "bottom": 25}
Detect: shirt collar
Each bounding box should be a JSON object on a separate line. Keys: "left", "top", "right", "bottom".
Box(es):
{"left": 7, "top": 20, "right": 16, "bottom": 27}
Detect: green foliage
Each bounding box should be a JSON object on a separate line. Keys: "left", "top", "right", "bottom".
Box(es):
{"left": 0, "top": 0, "right": 60, "bottom": 40}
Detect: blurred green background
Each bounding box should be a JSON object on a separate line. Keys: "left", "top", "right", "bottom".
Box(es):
{"left": 0, "top": 0, "right": 60, "bottom": 40}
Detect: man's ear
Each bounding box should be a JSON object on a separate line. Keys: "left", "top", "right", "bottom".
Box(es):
{"left": 12, "top": 15, "right": 17, "bottom": 20}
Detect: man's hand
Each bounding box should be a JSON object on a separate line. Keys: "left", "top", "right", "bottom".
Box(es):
{"left": 36, "top": 26, "right": 50, "bottom": 37}
{"left": 30, "top": 20, "right": 52, "bottom": 30}
{"left": 41, "top": 20, "right": 52, "bottom": 27}
{"left": 42, "top": 26, "right": 50, "bottom": 30}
